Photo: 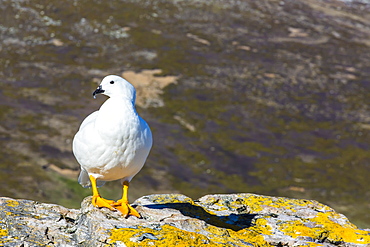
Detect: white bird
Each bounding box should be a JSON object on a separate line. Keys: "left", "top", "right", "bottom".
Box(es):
{"left": 72, "top": 75, "right": 152, "bottom": 218}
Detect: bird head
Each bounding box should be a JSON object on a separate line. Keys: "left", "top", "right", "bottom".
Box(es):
{"left": 93, "top": 75, "right": 136, "bottom": 103}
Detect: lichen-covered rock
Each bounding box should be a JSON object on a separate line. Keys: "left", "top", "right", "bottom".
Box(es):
{"left": 1, "top": 194, "right": 369, "bottom": 246}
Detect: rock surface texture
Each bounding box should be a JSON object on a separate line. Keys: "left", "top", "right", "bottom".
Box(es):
{"left": 1, "top": 194, "right": 369, "bottom": 246}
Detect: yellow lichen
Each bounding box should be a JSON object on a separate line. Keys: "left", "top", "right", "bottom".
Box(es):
{"left": 253, "top": 218, "right": 272, "bottom": 235}
{"left": 6, "top": 200, "right": 19, "bottom": 207}
{"left": 199, "top": 217, "right": 272, "bottom": 246}
{"left": 109, "top": 194, "right": 370, "bottom": 246}
{"left": 311, "top": 212, "right": 370, "bottom": 244}
{"left": 278, "top": 212, "right": 370, "bottom": 245}
{"left": 110, "top": 225, "right": 220, "bottom": 247}
{"left": 152, "top": 194, "right": 195, "bottom": 205}
{"left": 302, "top": 242, "right": 324, "bottom": 247}
{"left": 0, "top": 223, "right": 9, "bottom": 245}
{"left": 203, "top": 194, "right": 321, "bottom": 215}
{"left": 240, "top": 194, "right": 319, "bottom": 214}
{"left": 110, "top": 217, "right": 273, "bottom": 247}
{"left": 226, "top": 218, "right": 272, "bottom": 246}
{"left": 237, "top": 195, "right": 267, "bottom": 212}
{"left": 280, "top": 221, "right": 311, "bottom": 237}
{"left": 0, "top": 229, "right": 8, "bottom": 237}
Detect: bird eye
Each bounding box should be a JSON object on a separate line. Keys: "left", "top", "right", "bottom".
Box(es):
{"left": 110, "top": 81, "right": 114, "bottom": 84}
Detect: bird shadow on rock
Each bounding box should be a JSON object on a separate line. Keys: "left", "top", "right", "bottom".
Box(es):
{"left": 144, "top": 202, "right": 257, "bottom": 231}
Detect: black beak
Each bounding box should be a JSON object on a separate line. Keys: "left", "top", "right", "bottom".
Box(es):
{"left": 93, "top": 85, "right": 105, "bottom": 98}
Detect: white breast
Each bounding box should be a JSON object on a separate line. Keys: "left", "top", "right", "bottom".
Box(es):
{"left": 72, "top": 97, "right": 152, "bottom": 182}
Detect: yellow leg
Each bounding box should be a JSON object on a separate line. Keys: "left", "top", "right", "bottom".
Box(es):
{"left": 89, "top": 175, "right": 115, "bottom": 211}
{"left": 111, "top": 181, "right": 141, "bottom": 218}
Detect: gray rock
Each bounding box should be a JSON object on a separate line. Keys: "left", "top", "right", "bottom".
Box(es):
{"left": 1, "top": 194, "right": 369, "bottom": 246}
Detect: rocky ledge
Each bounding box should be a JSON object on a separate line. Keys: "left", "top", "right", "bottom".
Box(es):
{"left": 0, "top": 194, "right": 369, "bottom": 246}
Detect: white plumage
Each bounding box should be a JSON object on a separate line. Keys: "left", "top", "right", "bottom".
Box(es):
{"left": 72, "top": 75, "right": 152, "bottom": 217}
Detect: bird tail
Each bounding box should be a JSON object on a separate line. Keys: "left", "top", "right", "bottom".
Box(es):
{"left": 78, "top": 168, "right": 106, "bottom": 188}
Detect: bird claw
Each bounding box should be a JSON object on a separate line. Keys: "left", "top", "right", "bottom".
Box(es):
{"left": 112, "top": 199, "right": 141, "bottom": 218}
{"left": 91, "top": 196, "right": 140, "bottom": 218}
{"left": 92, "top": 195, "right": 116, "bottom": 211}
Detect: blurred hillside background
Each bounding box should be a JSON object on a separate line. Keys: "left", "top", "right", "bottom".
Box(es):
{"left": 0, "top": 0, "right": 369, "bottom": 227}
